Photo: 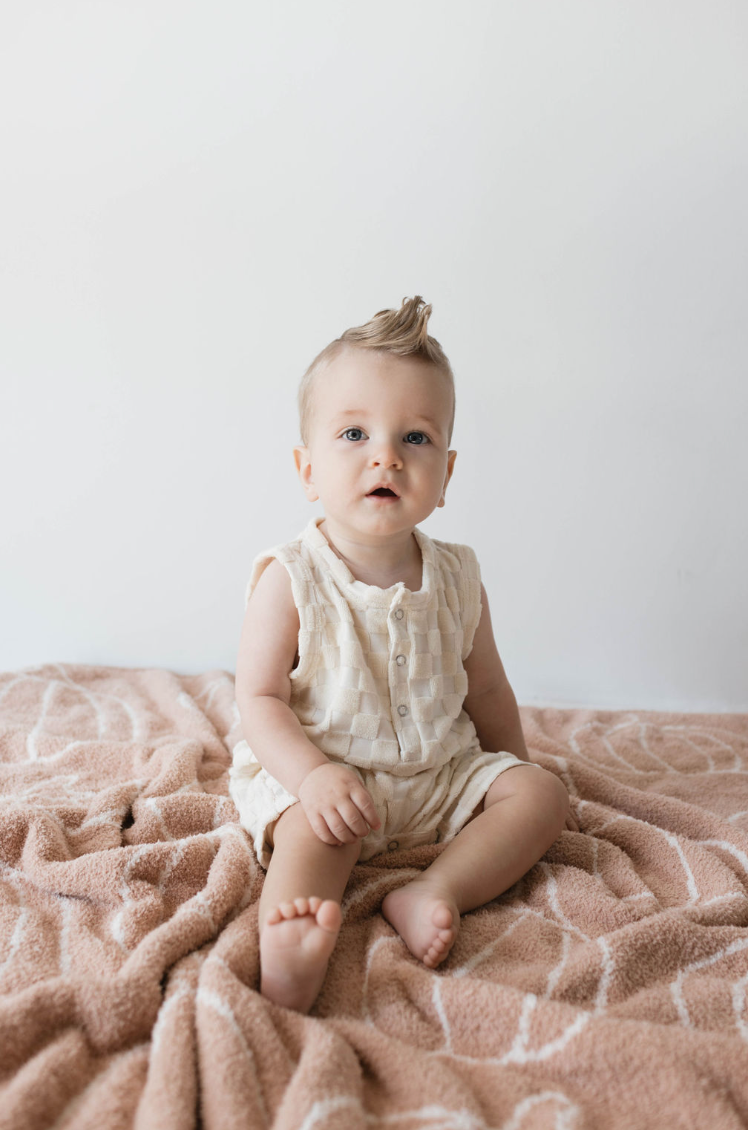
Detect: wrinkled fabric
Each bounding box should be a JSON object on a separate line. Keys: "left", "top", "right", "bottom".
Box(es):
{"left": 1, "top": 663, "right": 748, "bottom": 1130}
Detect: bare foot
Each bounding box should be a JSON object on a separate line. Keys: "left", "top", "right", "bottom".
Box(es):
{"left": 259, "top": 896, "right": 341, "bottom": 1013}
{"left": 381, "top": 879, "right": 459, "bottom": 968}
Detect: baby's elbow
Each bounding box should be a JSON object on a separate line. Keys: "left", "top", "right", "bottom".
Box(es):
{"left": 552, "top": 777, "right": 571, "bottom": 830}
{"left": 235, "top": 693, "right": 257, "bottom": 742}
{"left": 536, "top": 769, "right": 570, "bottom": 828}
{"left": 238, "top": 690, "right": 288, "bottom": 729}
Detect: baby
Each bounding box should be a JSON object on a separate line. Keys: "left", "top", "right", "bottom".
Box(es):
{"left": 230, "top": 296, "right": 578, "bottom": 1013}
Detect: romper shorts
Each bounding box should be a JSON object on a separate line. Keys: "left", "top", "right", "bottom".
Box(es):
{"left": 229, "top": 739, "right": 542, "bottom": 869}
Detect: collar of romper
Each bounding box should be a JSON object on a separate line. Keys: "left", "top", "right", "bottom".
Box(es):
{"left": 304, "top": 517, "right": 435, "bottom": 610}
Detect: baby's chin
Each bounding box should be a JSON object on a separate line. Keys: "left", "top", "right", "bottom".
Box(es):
{"left": 320, "top": 510, "right": 420, "bottom": 537}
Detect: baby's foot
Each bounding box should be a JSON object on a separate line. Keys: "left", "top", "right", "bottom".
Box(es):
{"left": 260, "top": 896, "right": 341, "bottom": 1013}
{"left": 381, "top": 879, "right": 459, "bottom": 968}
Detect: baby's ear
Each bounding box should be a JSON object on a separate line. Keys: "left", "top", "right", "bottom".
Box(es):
{"left": 438, "top": 449, "right": 457, "bottom": 507}
{"left": 293, "top": 446, "right": 319, "bottom": 502}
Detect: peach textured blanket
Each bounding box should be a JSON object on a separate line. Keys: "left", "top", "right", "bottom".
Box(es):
{"left": 1, "top": 664, "right": 748, "bottom": 1129}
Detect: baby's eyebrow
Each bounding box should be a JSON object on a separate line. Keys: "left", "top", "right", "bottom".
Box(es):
{"left": 331, "top": 409, "right": 442, "bottom": 430}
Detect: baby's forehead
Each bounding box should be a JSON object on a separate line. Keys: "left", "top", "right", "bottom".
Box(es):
{"left": 305, "top": 348, "right": 454, "bottom": 439}
{"left": 319, "top": 354, "right": 446, "bottom": 397}
{"left": 319, "top": 382, "right": 445, "bottom": 416}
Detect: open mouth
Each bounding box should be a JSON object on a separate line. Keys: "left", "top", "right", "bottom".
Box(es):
{"left": 368, "top": 488, "right": 398, "bottom": 498}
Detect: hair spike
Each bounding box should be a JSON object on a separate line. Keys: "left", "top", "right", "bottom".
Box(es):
{"left": 298, "top": 296, "right": 455, "bottom": 445}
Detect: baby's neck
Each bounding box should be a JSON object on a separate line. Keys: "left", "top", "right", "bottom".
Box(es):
{"left": 319, "top": 519, "right": 423, "bottom": 591}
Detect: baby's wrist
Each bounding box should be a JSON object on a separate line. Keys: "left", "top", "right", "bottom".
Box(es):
{"left": 295, "top": 755, "right": 331, "bottom": 795}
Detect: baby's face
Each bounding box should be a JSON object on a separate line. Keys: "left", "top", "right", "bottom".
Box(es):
{"left": 294, "top": 348, "right": 456, "bottom": 541}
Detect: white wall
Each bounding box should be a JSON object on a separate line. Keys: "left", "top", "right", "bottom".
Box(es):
{"left": 1, "top": 2, "right": 746, "bottom": 711}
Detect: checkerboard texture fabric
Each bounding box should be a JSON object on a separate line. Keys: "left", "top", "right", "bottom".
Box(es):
{"left": 239, "top": 517, "right": 484, "bottom": 775}
{"left": 229, "top": 518, "right": 536, "bottom": 866}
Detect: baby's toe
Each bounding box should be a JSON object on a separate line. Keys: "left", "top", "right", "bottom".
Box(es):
{"left": 316, "top": 899, "right": 342, "bottom": 934}
{"left": 432, "top": 904, "right": 454, "bottom": 930}
{"left": 293, "top": 897, "right": 310, "bottom": 916}
{"left": 279, "top": 901, "right": 299, "bottom": 919}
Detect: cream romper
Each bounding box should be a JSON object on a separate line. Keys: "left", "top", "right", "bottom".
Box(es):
{"left": 229, "top": 516, "right": 540, "bottom": 868}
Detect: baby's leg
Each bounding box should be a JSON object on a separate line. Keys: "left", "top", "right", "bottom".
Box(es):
{"left": 258, "top": 801, "right": 361, "bottom": 1013}
{"left": 382, "top": 765, "right": 568, "bottom": 968}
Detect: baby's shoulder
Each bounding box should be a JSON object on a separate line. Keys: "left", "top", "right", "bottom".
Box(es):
{"left": 248, "top": 556, "right": 296, "bottom": 611}
{"left": 244, "top": 528, "right": 311, "bottom": 611}
{"left": 427, "top": 535, "right": 481, "bottom": 576}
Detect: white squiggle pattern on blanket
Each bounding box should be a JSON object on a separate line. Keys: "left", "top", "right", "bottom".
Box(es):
{"left": 1, "top": 667, "right": 747, "bottom": 1128}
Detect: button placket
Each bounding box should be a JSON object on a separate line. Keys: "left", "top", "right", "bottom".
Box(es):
{"left": 390, "top": 602, "right": 410, "bottom": 729}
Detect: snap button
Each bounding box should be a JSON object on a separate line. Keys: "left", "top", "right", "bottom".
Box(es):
{"left": 397, "top": 704, "right": 408, "bottom": 716}
{"left": 388, "top": 840, "right": 399, "bottom": 851}
{"left": 394, "top": 609, "right": 404, "bottom": 620}
{"left": 396, "top": 654, "right": 406, "bottom": 666}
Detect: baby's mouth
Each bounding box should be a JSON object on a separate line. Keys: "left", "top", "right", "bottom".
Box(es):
{"left": 368, "top": 488, "right": 399, "bottom": 498}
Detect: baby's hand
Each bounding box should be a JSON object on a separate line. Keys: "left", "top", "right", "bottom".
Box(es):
{"left": 297, "top": 763, "right": 381, "bottom": 847}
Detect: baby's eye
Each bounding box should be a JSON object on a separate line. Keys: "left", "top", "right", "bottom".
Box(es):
{"left": 405, "top": 431, "right": 429, "bottom": 445}
{"left": 342, "top": 427, "right": 366, "bottom": 441}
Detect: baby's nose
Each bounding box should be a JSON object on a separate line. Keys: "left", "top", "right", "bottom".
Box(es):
{"left": 371, "top": 447, "right": 402, "bottom": 467}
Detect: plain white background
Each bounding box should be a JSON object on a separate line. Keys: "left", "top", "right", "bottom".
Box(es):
{"left": 1, "top": 2, "right": 746, "bottom": 710}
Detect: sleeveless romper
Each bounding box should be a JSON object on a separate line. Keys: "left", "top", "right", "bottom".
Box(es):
{"left": 229, "top": 517, "right": 539, "bottom": 867}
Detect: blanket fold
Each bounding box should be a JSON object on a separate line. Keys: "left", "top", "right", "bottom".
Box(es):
{"left": 1, "top": 664, "right": 747, "bottom": 1129}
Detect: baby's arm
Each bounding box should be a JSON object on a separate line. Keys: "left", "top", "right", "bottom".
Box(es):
{"left": 463, "top": 584, "right": 530, "bottom": 761}
{"left": 463, "top": 584, "right": 579, "bottom": 832}
{"left": 235, "top": 558, "right": 381, "bottom": 846}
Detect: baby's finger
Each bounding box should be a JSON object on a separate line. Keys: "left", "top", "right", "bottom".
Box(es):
{"left": 323, "top": 809, "right": 358, "bottom": 844}
{"left": 337, "top": 799, "right": 370, "bottom": 838}
{"left": 353, "top": 788, "right": 381, "bottom": 830}
{"left": 309, "top": 812, "right": 343, "bottom": 846}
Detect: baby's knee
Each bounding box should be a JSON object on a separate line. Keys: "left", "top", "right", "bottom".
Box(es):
{"left": 269, "top": 802, "right": 364, "bottom": 860}
{"left": 267, "top": 801, "right": 311, "bottom": 848}
{"left": 532, "top": 768, "right": 569, "bottom": 824}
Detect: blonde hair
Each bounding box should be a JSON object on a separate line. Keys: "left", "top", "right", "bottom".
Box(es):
{"left": 298, "top": 295, "right": 455, "bottom": 446}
